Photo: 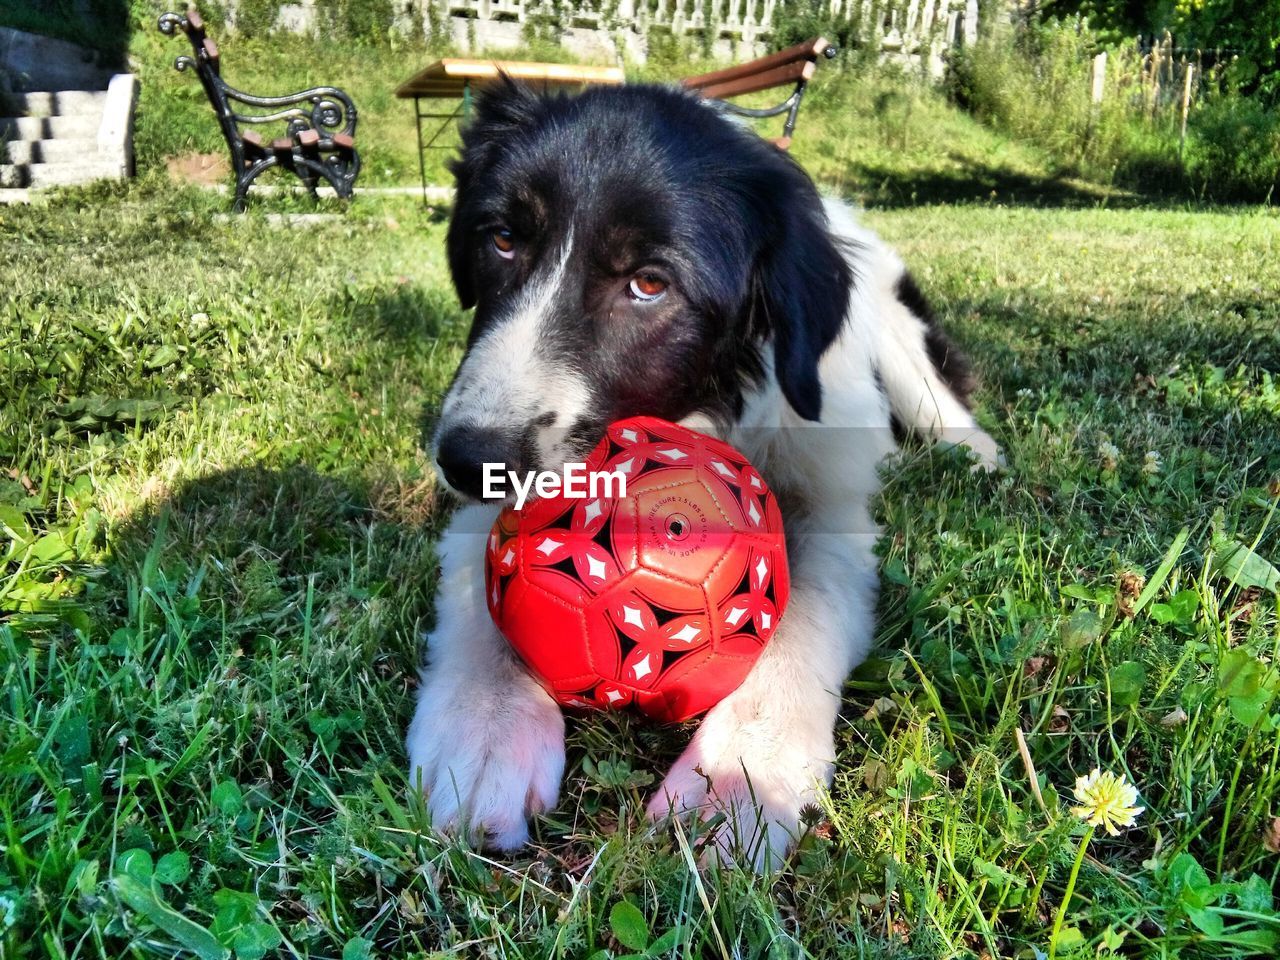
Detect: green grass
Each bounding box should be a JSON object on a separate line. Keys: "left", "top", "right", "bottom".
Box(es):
{"left": 3, "top": 170, "right": 1280, "bottom": 959}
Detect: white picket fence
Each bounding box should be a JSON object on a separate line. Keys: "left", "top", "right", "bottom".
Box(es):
{"left": 275, "top": 0, "right": 980, "bottom": 68}
{"left": 445, "top": 0, "right": 779, "bottom": 46}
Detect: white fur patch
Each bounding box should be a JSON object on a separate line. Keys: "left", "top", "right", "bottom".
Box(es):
{"left": 437, "top": 231, "right": 593, "bottom": 465}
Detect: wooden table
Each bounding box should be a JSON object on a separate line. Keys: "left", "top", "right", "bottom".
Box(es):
{"left": 395, "top": 59, "right": 626, "bottom": 201}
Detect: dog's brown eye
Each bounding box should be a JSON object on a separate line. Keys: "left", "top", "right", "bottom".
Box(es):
{"left": 492, "top": 228, "right": 515, "bottom": 259}
{"left": 629, "top": 274, "right": 667, "bottom": 301}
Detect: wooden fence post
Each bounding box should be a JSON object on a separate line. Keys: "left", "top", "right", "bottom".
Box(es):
{"left": 1090, "top": 51, "right": 1107, "bottom": 104}
{"left": 1180, "top": 62, "right": 1195, "bottom": 161}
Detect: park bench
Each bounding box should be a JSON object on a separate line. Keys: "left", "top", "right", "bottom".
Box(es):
{"left": 395, "top": 38, "right": 836, "bottom": 200}
{"left": 681, "top": 36, "right": 837, "bottom": 151}
{"left": 159, "top": 8, "right": 360, "bottom": 210}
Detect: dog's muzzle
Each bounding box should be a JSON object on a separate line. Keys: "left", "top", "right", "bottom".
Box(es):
{"left": 434, "top": 425, "right": 523, "bottom": 500}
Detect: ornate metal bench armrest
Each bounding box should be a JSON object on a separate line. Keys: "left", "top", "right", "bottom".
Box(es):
{"left": 220, "top": 84, "right": 359, "bottom": 142}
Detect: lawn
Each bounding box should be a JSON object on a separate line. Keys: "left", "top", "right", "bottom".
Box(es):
{"left": 1, "top": 172, "right": 1278, "bottom": 960}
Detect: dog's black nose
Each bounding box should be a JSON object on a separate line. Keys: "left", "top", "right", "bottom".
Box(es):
{"left": 435, "top": 426, "right": 520, "bottom": 500}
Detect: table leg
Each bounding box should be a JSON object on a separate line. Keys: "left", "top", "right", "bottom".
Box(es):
{"left": 415, "top": 96, "right": 428, "bottom": 207}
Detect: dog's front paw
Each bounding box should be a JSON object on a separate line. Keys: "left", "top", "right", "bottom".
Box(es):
{"left": 963, "top": 428, "right": 1005, "bottom": 472}
{"left": 407, "top": 670, "right": 565, "bottom": 850}
{"left": 646, "top": 690, "right": 835, "bottom": 870}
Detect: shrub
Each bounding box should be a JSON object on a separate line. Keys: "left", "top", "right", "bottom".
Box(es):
{"left": 949, "top": 19, "right": 1188, "bottom": 193}
{"left": 1043, "top": 0, "right": 1280, "bottom": 98}
{"left": 1186, "top": 93, "right": 1280, "bottom": 200}
{"left": 770, "top": 0, "right": 874, "bottom": 61}
{"left": 949, "top": 14, "right": 1279, "bottom": 202}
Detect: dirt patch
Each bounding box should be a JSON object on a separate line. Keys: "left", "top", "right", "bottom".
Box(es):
{"left": 166, "top": 152, "right": 229, "bottom": 185}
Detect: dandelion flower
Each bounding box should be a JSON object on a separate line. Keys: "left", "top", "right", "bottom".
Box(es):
{"left": 1071, "top": 768, "right": 1144, "bottom": 835}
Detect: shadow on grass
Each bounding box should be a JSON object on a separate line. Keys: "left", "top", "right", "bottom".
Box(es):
{"left": 808, "top": 139, "right": 1233, "bottom": 210}
{"left": 343, "top": 282, "right": 460, "bottom": 345}
{"left": 112, "top": 465, "right": 375, "bottom": 574}
{"left": 949, "top": 292, "right": 1280, "bottom": 402}
{"left": 96, "top": 461, "right": 444, "bottom": 773}
{"left": 324, "top": 281, "right": 466, "bottom": 458}
{"left": 95, "top": 460, "right": 690, "bottom": 849}
{"left": 839, "top": 156, "right": 1201, "bottom": 210}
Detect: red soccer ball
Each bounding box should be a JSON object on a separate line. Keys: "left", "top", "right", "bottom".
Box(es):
{"left": 484, "top": 416, "right": 789, "bottom": 723}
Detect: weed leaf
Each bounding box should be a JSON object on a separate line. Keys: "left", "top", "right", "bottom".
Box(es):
{"left": 1237, "top": 874, "right": 1274, "bottom": 914}
{"left": 610, "top": 901, "right": 649, "bottom": 951}
{"left": 115, "top": 849, "right": 153, "bottom": 881}
{"left": 155, "top": 851, "right": 191, "bottom": 886}
{"left": 112, "top": 874, "right": 229, "bottom": 960}
{"left": 1210, "top": 538, "right": 1280, "bottom": 592}
{"left": 1108, "top": 661, "right": 1147, "bottom": 706}
{"left": 211, "top": 780, "right": 244, "bottom": 817}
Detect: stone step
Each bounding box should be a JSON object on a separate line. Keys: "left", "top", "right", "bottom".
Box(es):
{"left": 1, "top": 89, "right": 108, "bottom": 118}
{"left": 0, "top": 113, "right": 99, "bottom": 142}
{"left": 2, "top": 137, "right": 99, "bottom": 165}
{"left": 0, "top": 158, "right": 126, "bottom": 189}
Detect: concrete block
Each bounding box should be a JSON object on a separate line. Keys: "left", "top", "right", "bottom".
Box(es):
{"left": 0, "top": 158, "right": 124, "bottom": 188}
{"left": 4, "top": 90, "right": 107, "bottom": 117}
{"left": 97, "top": 73, "right": 138, "bottom": 177}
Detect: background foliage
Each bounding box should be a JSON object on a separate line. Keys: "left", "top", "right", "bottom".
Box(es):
{"left": 1042, "top": 0, "right": 1280, "bottom": 94}
{"left": 948, "top": 16, "right": 1280, "bottom": 200}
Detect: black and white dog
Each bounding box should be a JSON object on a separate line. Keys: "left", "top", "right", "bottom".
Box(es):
{"left": 407, "top": 81, "right": 1000, "bottom": 868}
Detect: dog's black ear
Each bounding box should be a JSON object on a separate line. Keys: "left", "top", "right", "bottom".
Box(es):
{"left": 445, "top": 165, "right": 478, "bottom": 309}
{"left": 753, "top": 201, "right": 853, "bottom": 422}
{"left": 445, "top": 78, "right": 543, "bottom": 309}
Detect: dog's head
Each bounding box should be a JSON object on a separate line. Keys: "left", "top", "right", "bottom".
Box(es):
{"left": 433, "top": 81, "right": 852, "bottom": 498}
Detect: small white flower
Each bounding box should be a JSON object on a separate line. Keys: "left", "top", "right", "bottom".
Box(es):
{"left": 1071, "top": 768, "right": 1144, "bottom": 836}
{"left": 0, "top": 893, "right": 18, "bottom": 930}
{"left": 1097, "top": 440, "right": 1120, "bottom": 472}
{"left": 1142, "top": 451, "right": 1163, "bottom": 476}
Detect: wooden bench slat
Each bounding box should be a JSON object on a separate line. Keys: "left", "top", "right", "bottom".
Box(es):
{"left": 186, "top": 7, "right": 205, "bottom": 36}
{"left": 694, "top": 59, "right": 815, "bottom": 102}
{"left": 271, "top": 137, "right": 294, "bottom": 152}
{"left": 682, "top": 36, "right": 829, "bottom": 94}
{"left": 297, "top": 129, "right": 321, "bottom": 148}
{"left": 395, "top": 58, "right": 625, "bottom": 99}
{"left": 332, "top": 133, "right": 356, "bottom": 151}
{"left": 201, "top": 37, "right": 219, "bottom": 68}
